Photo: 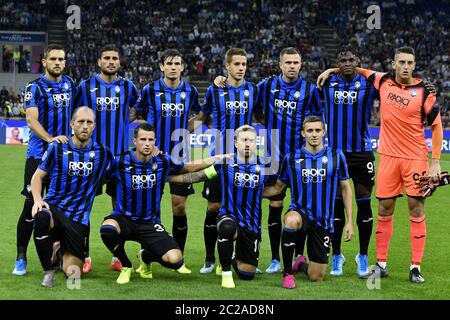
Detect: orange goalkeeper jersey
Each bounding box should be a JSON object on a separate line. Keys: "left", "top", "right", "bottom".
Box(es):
{"left": 357, "top": 68, "right": 441, "bottom": 160}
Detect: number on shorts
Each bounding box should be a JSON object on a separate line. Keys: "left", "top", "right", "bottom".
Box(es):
{"left": 154, "top": 224, "right": 164, "bottom": 232}
{"left": 254, "top": 239, "right": 260, "bottom": 253}
{"left": 323, "top": 236, "right": 330, "bottom": 248}
{"left": 367, "top": 161, "right": 374, "bottom": 174}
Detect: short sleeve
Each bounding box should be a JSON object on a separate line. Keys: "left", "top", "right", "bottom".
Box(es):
{"left": 338, "top": 150, "right": 350, "bottom": 181}
{"left": 129, "top": 81, "right": 139, "bottom": 107}
{"left": 190, "top": 86, "right": 201, "bottom": 113}
{"left": 38, "top": 142, "right": 56, "bottom": 172}
{"left": 310, "top": 85, "right": 324, "bottom": 117}
{"left": 133, "top": 85, "right": 149, "bottom": 114}
{"left": 23, "top": 83, "right": 41, "bottom": 109}
{"left": 73, "top": 82, "right": 85, "bottom": 108}
{"left": 166, "top": 154, "right": 185, "bottom": 175}
{"left": 105, "top": 156, "right": 120, "bottom": 181}
{"left": 201, "top": 86, "right": 213, "bottom": 116}
{"left": 356, "top": 67, "right": 385, "bottom": 91}
{"left": 278, "top": 154, "right": 290, "bottom": 184}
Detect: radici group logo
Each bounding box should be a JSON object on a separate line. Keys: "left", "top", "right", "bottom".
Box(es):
{"left": 52, "top": 93, "right": 71, "bottom": 108}
{"left": 162, "top": 103, "right": 184, "bottom": 117}
{"left": 132, "top": 174, "right": 156, "bottom": 190}
{"left": 226, "top": 101, "right": 248, "bottom": 115}
{"left": 301, "top": 168, "right": 327, "bottom": 183}
{"left": 274, "top": 99, "right": 297, "bottom": 115}
{"left": 68, "top": 161, "right": 93, "bottom": 176}
{"left": 96, "top": 97, "right": 120, "bottom": 111}
{"left": 234, "top": 171, "right": 260, "bottom": 188}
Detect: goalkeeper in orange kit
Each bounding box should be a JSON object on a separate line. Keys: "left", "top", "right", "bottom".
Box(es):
{"left": 318, "top": 46, "right": 444, "bottom": 283}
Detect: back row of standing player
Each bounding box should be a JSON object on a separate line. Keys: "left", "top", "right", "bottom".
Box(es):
{"left": 13, "top": 43, "right": 442, "bottom": 286}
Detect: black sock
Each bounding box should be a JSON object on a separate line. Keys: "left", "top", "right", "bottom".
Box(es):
{"left": 16, "top": 198, "right": 34, "bottom": 260}
{"left": 268, "top": 206, "right": 283, "bottom": 261}
{"left": 203, "top": 209, "right": 218, "bottom": 263}
{"left": 172, "top": 215, "right": 188, "bottom": 253}
{"left": 295, "top": 228, "right": 307, "bottom": 257}
{"left": 218, "top": 236, "right": 233, "bottom": 272}
{"left": 33, "top": 211, "right": 53, "bottom": 271}
{"left": 332, "top": 198, "right": 345, "bottom": 256}
{"left": 100, "top": 225, "right": 132, "bottom": 268}
{"left": 356, "top": 199, "right": 373, "bottom": 256}
{"left": 281, "top": 228, "right": 297, "bottom": 275}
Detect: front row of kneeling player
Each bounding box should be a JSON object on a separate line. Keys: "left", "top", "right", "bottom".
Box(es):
{"left": 29, "top": 108, "right": 447, "bottom": 288}
{"left": 29, "top": 106, "right": 345, "bottom": 289}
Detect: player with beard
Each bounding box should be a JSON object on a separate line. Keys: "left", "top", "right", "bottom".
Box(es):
{"left": 13, "top": 44, "right": 76, "bottom": 276}
{"left": 74, "top": 45, "right": 139, "bottom": 273}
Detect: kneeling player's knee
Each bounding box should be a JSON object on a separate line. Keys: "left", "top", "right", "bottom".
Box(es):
{"left": 162, "top": 249, "right": 183, "bottom": 265}
{"left": 236, "top": 269, "right": 255, "bottom": 280}
{"left": 208, "top": 202, "right": 221, "bottom": 212}
{"left": 284, "top": 212, "right": 301, "bottom": 229}
{"left": 308, "top": 269, "right": 325, "bottom": 282}
{"left": 100, "top": 224, "right": 119, "bottom": 247}
{"left": 217, "top": 217, "right": 237, "bottom": 240}
{"left": 33, "top": 210, "right": 51, "bottom": 232}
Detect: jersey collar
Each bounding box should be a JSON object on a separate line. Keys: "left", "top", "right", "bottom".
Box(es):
{"left": 68, "top": 137, "right": 93, "bottom": 151}
{"left": 40, "top": 74, "right": 65, "bottom": 86}
{"left": 225, "top": 80, "right": 247, "bottom": 91}
{"left": 159, "top": 78, "right": 184, "bottom": 92}
{"left": 301, "top": 145, "right": 327, "bottom": 159}
{"left": 95, "top": 74, "right": 122, "bottom": 85}
{"left": 278, "top": 74, "right": 302, "bottom": 89}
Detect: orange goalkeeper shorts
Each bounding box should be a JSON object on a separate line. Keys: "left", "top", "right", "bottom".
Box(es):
{"left": 376, "top": 154, "right": 428, "bottom": 198}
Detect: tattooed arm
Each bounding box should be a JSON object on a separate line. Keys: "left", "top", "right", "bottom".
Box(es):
{"left": 168, "top": 169, "right": 209, "bottom": 184}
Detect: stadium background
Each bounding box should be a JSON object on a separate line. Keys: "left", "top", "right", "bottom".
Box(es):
{"left": 0, "top": 0, "right": 449, "bottom": 300}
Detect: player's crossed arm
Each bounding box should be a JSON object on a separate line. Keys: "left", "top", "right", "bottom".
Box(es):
{"left": 168, "top": 168, "right": 210, "bottom": 184}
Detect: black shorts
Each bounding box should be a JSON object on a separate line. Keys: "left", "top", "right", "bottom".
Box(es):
{"left": 264, "top": 175, "right": 287, "bottom": 201}
{"left": 50, "top": 205, "right": 89, "bottom": 261}
{"left": 344, "top": 152, "right": 375, "bottom": 187}
{"left": 202, "top": 177, "right": 222, "bottom": 202}
{"left": 96, "top": 179, "right": 117, "bottom": 198}
{"left": 169, "top": 182, "right": 195, "bottom": 197}
{"left": 235, "top": 225, "right": 261, "bottom": 267}
{"left": 103, "top": 214, "right": 179, "bottom": 258}
{"left": 21, "top": 157, "right": 49, "bottom": 198}
{"left": 288, "top": 210, "right": 331, "bottom": 264}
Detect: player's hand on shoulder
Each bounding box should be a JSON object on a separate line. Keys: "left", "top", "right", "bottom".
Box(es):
{"left": 424, "top": 81, "right": 437, "bottom": 96}
{"left": 151, "top": 146, "right": 162, "bottom": 157}
{"left": 316, "top": 68, "right": 337, "bottom": 90}
{"left": 213, "top": 76, "right": 227, "bottom": 88}
{"left": 32, "top": 200, "right": 50, "bottom": 216}
{"left": 49, "top": 135, "right": 68, "bottom": 144}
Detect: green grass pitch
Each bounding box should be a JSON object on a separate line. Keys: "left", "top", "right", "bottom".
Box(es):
{"left": 0, "top": 145, "right": 449, "bottom": 300}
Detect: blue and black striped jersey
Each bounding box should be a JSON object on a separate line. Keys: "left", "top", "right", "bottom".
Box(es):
{"left": 258, "top": 75, "right": 323, "bottom": 161}
{"left": 279, "top": 146, "right": 349, "bottom": 232}
{"left": 201, "top": 81, "right": 260, "bottom": 155}
{"left": 74, "top": 75, "right": 139, "bottom": 155}
{"left": 133, "top": 79, "right": 200, "bottom": 158}
{"left": 110, "top": 150, "right": 184, "bottom": 223}
{"left": 322, "top": 74, "right": 377, "bottom": 152}
{"left": 39, "top": 139, "right": 113, "bottom": 226}
{"left": 24, "top": 74, "right": 76, "bottom": 159}
{"left": 214, "top": 156, "right": 273, "bottom": 236}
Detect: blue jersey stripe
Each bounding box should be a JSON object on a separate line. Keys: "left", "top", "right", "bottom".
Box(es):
{"left": 323, "top": 75, "right": 377, "bottom": 152}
